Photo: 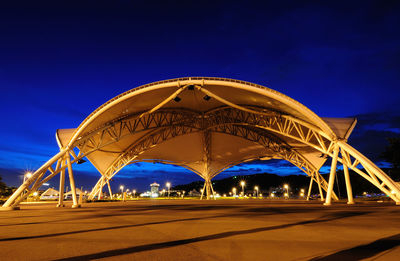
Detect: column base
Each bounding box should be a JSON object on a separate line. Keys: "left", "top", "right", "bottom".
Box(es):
{"left": 56, "top": 204, "right": 65, "bottom": 208}
{"left": 347, "top": 201, "right": 355, "bottom": 205}
{"left": 396, "top": 202, "right": 400, "bottom": 206}
{"left": 0, "top": 206, "right": 20, "bottom": 211}
{"left": 323, "top": 202, "right": 331, "bottom": 206}
{"left": 71, "top": 204, "right": 81, "bottom": 208}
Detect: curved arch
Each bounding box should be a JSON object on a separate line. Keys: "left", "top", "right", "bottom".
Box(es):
{"left": 89, "top": 122, "right": 336, "bottom": 200}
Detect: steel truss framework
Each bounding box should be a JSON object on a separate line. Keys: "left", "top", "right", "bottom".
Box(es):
{"left": 87, "top": 107, "right": 335, "bottom": 201}
{"left": 3, "top": 80, "right": 400, "bottom": 209}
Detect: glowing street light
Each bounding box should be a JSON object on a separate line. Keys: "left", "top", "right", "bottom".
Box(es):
{"left": 254, "top": 186, "right": 259, "bottom": 198}
{"left": 232, "top": 187, "right": 237, "bottom": 196}
{"left": 240, "top": 181, "right": 245, "bottom": 196}
{"left": 23, "top": 172, "right": 32, "bottom": 183}
{"left": 166, "top": 182, "right": 171, "bottom": 198}
{"left": 270, "top": 193, "right": 275, "bottom": 198}
{"left": 284, "top": 184, "right": 289, "bottom": 199}
{"left": 133, "top": 189, "right": 136, "bottom": 198}
{"left": 119, "top": 185, "right": 125, "bottom": 201}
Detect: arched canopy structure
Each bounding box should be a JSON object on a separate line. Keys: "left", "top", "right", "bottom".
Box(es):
{"left": 3, "top": 77, "right": 400, "bottom": 208}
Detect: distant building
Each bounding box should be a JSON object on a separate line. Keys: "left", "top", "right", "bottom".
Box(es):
{"left": 150, "top": 182, "right": 160, "bottom": 198}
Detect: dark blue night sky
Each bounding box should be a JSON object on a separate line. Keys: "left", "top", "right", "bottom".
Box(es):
{"left": 1, "top": 1, "right": 399, "bottom": 192}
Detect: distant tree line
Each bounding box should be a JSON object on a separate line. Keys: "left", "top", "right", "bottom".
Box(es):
{"left": 0, "top": 176, "right": 15, "bottom": 198}
{"left": 382, "top": 137, "right": 400, "bottom": 180}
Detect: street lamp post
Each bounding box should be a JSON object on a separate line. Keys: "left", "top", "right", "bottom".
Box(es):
{"left": 166, "top": 182, "right": 171, "bottom": 198}
{"left": 284, "top": 184, "right": 289, "bottom": 199}
{"left": 120, "top": 185, "right": 124, "bottom": 200}
{"left": 232, "top": 187, "right": 237, "bottom": 197}
{"left": 254, "top": 186, "right": 259, "bottom": 198}
{"left": 240, "top": 181, "right": 245, "bottom": 196}
{"left": 133, "top": 189, "right": 136, "bottom": 198}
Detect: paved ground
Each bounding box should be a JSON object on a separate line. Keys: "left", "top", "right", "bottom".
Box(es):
{"left": 0, "top": 199, "right": 399, "bottom": 261}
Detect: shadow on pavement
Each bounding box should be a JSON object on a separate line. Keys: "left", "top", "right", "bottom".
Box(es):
{"left": 0, "top": 214, "right": 229, "bottom": 242}
{"left": 52, "top": 211, "right": 370, "bottom": 261}
{"left": 309, "top": 233, "right": 400, "bottom": 261}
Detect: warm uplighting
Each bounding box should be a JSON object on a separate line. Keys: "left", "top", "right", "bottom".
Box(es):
{"left": 284, "top": 184, "right": 288, "bottom": 189}
{"left": 270, "top": 193, "right": 275, "bottom": 198}
{"left": 300, "top": 192, "right": 304, "bottom": 197}
{"left": 284, "top": 193, "right": 288, "bottom": 197}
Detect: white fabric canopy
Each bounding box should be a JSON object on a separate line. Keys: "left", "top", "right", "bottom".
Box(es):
{"left": 55, "top": 77, "right": 357, "bottom": 178}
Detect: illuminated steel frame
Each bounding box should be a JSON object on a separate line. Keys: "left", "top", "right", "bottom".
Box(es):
{"left": 2, "top": 77, "right": 400, "bottom": 209}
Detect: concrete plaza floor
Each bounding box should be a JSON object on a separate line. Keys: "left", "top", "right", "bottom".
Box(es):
{"left": 0, "top": 199, "right": 400, "bottom": 260}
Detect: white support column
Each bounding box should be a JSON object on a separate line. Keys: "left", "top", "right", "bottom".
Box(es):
{"left": 107, "top": 180, "right": 113, "bottom": 199}
{"left": 315, "top": 173, "right": 325, "bottom": 201}
{"left": 306, "top": 175, "right": 313, "bottom": 201}
{"left": 66, "top": 153, "right": 80, "bottom": 208}
{"left": 324, "top": 144, "right": 339, "bottom": 206}
{"left": 88, "top": 177, "right": 103, "bottom": 200}
{"left": 209, "top": 179, "right": 216, "bottom": 200}
{"left": 57, "top": 158, "right": 65, "bottom": 207}
{"left": 201, "top": 129, "right": 213, "bottom": 200}
{"left": 205, "top": 179, "right": 211, "bottom": 200}
{"left": 343, "top": 163, "right": 355, "bottom": 204}
{"left": 97, "top": 176, "right": 104, "bottom": 200}
{"left": 200, "top": 181, "right": 206, "bottom": 200}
